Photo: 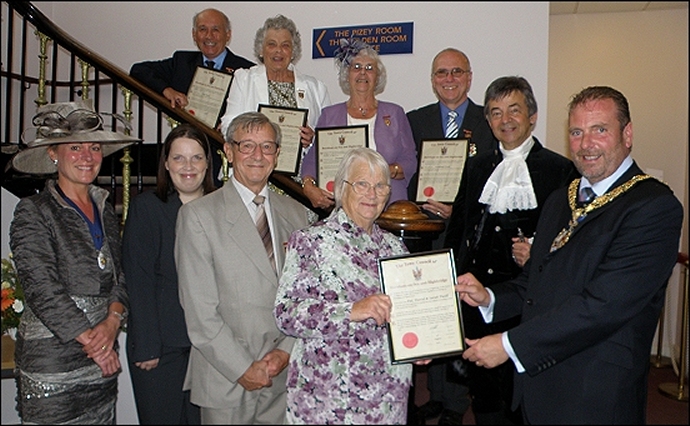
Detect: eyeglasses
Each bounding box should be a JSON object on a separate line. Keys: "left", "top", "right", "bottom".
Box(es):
{"left": 231, "top": 140, "right": 279, "bottom": 155}
{"left": 344, "top": 180, "right": 391, "bottom": 196}
{"left": 433, "top": 67, "right": 470, "bottom": 79}
{"left": 351, "top": 63, "right": 375, "bottom": 72}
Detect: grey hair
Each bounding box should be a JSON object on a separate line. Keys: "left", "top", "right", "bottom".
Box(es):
{"left": 224, "top": 112, "right": 282, "bottom": 146}
{"left": 254, "top": 14, "right": 302, "bottom": 64}
{"left": 483, "top": 76, "right": 538, "bottom": 118}
{"left": 338, "top": 47, "right": 387, "bottom": 96}
{"left": 192, "top": 8, "right": 231, "bottom": 32}
{"left": 333, "top": 147, "right": 390, "bottom": 209}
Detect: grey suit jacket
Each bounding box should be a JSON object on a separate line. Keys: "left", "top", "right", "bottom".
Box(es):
{"left": 175, "top": 182, "right": 309, "bottom": 409}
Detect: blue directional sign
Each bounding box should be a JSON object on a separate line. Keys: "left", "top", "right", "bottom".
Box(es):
{"left": 312, "top": 22, "right": 414, "bottom": 59}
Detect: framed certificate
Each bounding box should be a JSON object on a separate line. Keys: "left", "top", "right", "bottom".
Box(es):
{"left": 415, "top": 139, "right": 469, "bottom": 203}
{"left": 314, "top": 125, "right": 368, "bottom": 192}
{"left": 185, "top": 67, "right": 233, "bottom": 128}
{"left": 258, "top": 104, "right": 308, "bottom": 175}
{"left": 378, "top": 249, "right": 465, "bottom": 364}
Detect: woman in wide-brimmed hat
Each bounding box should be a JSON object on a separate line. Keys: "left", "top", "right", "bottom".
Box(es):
{"left": 9, "top": 100, "right": 139, "bottom": 424}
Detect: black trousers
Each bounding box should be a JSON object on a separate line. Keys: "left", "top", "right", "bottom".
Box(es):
{"left": 129, "top": 346, "right": 200, "bottom": 425}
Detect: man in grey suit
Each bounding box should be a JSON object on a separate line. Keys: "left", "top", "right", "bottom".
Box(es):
{"left": 175, "top": 112, "right": 310, "bottom": 424}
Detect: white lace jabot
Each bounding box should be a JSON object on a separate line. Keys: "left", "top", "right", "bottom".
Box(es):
{"left": 478, "top": 137, "right": 538, "bottom": 214}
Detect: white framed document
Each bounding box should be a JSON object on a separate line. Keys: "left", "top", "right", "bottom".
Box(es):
{"left": 185, "top": 67, "right": 233, "bottom": 128}
{"left": 258, "top": 104, "right": 309, "bottom": 175}
{"left": 378, "top": 249, "right": 465, "bottom": 364}
{"left": 315, "top": 125, "right": 368, "bottom": 192}
{"left": 415, "top": 139, "right": 469, "bottom": 203}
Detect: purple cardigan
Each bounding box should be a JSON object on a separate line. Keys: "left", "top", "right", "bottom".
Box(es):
{"left": 301, "top": 101, "right": 417, "bottom": 204}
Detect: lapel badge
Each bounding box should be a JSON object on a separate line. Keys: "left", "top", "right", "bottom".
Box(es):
{"left": 384, "top": 115, "right": 391, "bottom": 126}
{"left": 469, "top": 143, "right": 477, "bottom": 157}
{"left": 298, "top": 89, "right": 305, "bottom": 99}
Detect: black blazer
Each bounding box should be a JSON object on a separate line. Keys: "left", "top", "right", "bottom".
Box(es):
{"left": 130, "top": 48, "right": 254, "bottom": 187}
{"left": 122, "top": 191, "right": 189, "bottom": 363}
{"left": 406, "top": 99, "right": 497, "bottom": 200}
{"left": 444, "top": 138, "right": 577, "bottom": 337}
{"left": 130, "top": 47, "right": 255, "bottom": 96}
{"left": 492, "top": 162, "right": 683, "bottom": 423}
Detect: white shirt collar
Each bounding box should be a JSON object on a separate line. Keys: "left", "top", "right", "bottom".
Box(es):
{"left": 580, "top": 154, "right": 634, "bottom": 196}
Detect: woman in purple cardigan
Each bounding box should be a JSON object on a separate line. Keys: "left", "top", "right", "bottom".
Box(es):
{"left": 301, "top": 38, "right": 417, "bottom": 209}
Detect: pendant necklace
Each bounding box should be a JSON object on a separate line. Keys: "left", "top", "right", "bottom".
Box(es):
{"left": 56, "top": 184, "right": 107, "bottom": 269}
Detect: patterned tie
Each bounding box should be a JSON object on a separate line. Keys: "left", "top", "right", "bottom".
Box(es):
{"left": 445, "top": 110, "right": 459, "bottom": 139}
{"left": 578, "top": 187, "right": 596, "bottom": 206}
{"left": 205, "top": 60, "right": 216, "bottom": 70}
{"left": 253, "top": 195, "right": 276, "bottom": 273}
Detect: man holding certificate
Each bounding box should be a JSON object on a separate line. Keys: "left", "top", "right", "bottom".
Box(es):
{"left": 406, "top": 48, "right": 497, "bottom": 426}
{"left": 456, "top": 86, "right": 682, "bottom": 424}
{"left": 130, "top": 8, "right": 254, "bottom": 112}
{"left": 444, "top": 76, "right": 576, "bottom": 425}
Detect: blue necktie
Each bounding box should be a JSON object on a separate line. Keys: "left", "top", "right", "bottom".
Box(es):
{"left": 205, "top": 60, "right": 216, "bottom": 70}
{"left": 445, "top": 110, "right": 459, "bottom": 139}
{"left": 579, "top": 187, "right": 596, "bottom": 205}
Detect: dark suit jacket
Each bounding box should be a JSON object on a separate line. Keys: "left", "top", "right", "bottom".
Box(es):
{"left": 122, "top": 191, "right": 189, "bottom": 363}
{"left": 445, "top": 138, "right": 578, "bottom": 338}
{"left": 130, "top": 48, "right": 254, "bottom": 187}
{"left": 491, "top": 162, "right": 683, "bottom": 424}
{"left": 130, "top": 48, "right": 255, "bottom": 97}
{"left": 406, "top": 99, "right": 497, "bottom": 201}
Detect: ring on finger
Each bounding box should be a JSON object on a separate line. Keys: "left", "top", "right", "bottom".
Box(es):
{"left": 101, "top": 345, "right": 107, "bottom": 351}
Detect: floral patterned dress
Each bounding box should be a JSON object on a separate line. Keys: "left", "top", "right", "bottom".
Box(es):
{"left": 275, "top": 208, "right": 413, "bottom": 424}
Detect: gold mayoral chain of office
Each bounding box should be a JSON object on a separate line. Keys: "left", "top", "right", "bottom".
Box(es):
{"left": 550, "top": 174, "right": 654, "bottom": 253}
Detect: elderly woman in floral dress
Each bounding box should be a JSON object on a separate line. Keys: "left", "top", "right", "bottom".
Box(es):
{"left": 275, "top": 147, "right": 427, "bottom": 424}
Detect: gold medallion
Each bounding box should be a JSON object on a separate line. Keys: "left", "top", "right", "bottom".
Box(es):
{"left": 550, "top": 175, "right": 654, "bottom": 253}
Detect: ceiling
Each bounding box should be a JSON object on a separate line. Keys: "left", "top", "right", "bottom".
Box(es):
{"left": 550, "top": 1, "right": 688, "bottom": 15}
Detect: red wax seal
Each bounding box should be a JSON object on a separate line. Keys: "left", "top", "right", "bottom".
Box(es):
{"left": 402, "top": 332, "right": 418, "bottom": 349}
{"left": 423, "top": 186, "right": 435, "bottom": 197}
{"left": 326, "top": 181, "right": 335, "bottom": 192}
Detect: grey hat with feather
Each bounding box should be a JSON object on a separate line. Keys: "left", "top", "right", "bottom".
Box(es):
{"left": 11, "top": 99, "right": 141, "bottom": 175}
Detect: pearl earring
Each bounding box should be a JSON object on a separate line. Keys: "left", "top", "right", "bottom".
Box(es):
{"left": 53, "top": 159, "right": 58, "bottom": 165}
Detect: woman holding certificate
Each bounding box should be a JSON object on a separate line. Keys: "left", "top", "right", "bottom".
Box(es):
{"left": 218, "top": 14, "right": 330, "bottom": 161}
{"left": 300, "top": 38, "right": 417, "bottom": 210}
{"left": 275, "top": 148, "right": 426, "bottom": 424}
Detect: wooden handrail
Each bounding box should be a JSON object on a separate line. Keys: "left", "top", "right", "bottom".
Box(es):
{"left": 4, "top": 1, "right": 329, "bottom": 217}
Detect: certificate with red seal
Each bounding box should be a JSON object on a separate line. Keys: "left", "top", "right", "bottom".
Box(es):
{"left": 314, "top": 125, "right": 368, "bottom": 192}
{"left": 414, "top": 139, "right": 468, "bottom": 203}
{"left": 378, "top": 249, "right": 465, "bottom": 364}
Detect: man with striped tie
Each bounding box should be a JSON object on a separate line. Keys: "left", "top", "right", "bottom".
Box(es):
{"left": 407, "top": 48, "right": 497, "bottom": 426}
{"left": 175, "top": 112, "right": 310, "bottom": 424}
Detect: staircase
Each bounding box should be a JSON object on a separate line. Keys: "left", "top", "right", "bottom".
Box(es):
{"left": 1, "top": 0, "right": 323, "bottom": 223}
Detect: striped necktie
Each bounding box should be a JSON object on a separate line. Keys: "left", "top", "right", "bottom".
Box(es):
{"left": 445, "top": 110, "right": 459, "bottom": 139}
{"left": 253, "top": 195, "right": 276, "bottom": 274}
